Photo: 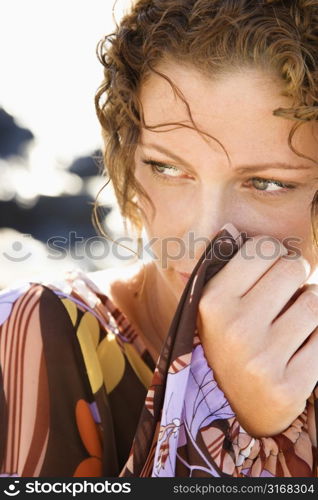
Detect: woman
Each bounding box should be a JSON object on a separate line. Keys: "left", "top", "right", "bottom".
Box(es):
{"left": 0, "top": 0, "right": 318, "bottom": 477}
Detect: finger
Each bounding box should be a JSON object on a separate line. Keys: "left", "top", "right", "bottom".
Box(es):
{"left": 208, "top": 234, "right": 288, "bottom": 298}
{"left": 286, "top": 324, "right": 318, "bottom": 394}
{"left": 240, "top": 254, "right": 310, "bottom": 325}
{"left": 269, "top": 284, "right": 318, "bottom": 362}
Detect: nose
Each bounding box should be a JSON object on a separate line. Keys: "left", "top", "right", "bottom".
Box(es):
{"left": 185, "top": 186, "right": 243, "bottom": 261}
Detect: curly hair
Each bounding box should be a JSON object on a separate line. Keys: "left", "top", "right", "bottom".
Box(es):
{"left": 94, "top": 0, "right": 318, "bottom": 247}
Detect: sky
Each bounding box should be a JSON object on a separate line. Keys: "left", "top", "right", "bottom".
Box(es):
{"left": 0, "top": 0, "right": 132, "bottom": 166}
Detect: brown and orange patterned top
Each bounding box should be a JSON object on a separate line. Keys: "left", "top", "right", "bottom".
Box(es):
{"left": 0, "top": 226, "right": 317, "bottom": 477}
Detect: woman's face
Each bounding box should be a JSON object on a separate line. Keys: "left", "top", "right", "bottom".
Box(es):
{"left": 133, "top": 62, "right": 318, "bottom": 297}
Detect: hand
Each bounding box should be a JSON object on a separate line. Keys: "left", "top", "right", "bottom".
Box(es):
{"left": 197, "top": 235, "right": 318, "bottom": 438}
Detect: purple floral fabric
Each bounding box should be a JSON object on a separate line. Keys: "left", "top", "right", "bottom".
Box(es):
{"left": 120, "top": 225, "right": 318, "bottom": 477}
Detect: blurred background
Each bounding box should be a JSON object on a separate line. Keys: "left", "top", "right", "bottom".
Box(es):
{"left": 0, "top": 0, "right": 141, "bottom": 290}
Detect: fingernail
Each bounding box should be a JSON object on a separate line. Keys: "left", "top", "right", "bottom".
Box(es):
{"left": 220, "top": 223, "right": 243, "bottom": 247}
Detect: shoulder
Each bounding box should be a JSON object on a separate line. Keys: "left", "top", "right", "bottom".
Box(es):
{"left": 0, "top": 267, "right": 105, "bottom": 332}
{"left": 0, "top": 264, "right": 145, "bottom": 334}
{"left": 0, "top": 280, "right": 40, "bottom": 329}
{"left": 0, "top": 276, "right": 78, "bottom": 335}
{"left": 0, "top": 265, "right": 150, "bottom": 363}
{"left": 86, "top": 261, "right": 146, "bottom": 309}
{"left": 86, "top": 261, "right": 145, "bottom": 290}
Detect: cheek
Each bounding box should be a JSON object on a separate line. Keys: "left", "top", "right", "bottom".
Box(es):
{"left": 276, "top": 202, "right": 317, "bottom": 270}
{"left": 134, "top": 177, "right": 192, "bottom": 268}
{"left": 143, "top": 207, "right": 191, "bottom": 270}
{"left": 134, "top": 169, "right": 191, "bottom": 238}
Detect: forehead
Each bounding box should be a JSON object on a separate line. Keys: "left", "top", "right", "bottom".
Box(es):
{"left": 138, "top": 61, "right": 318, "bottom": 165}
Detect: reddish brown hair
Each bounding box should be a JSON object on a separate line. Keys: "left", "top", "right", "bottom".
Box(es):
{"left": 94, "top": 0, "right": 318, "bottom": 245}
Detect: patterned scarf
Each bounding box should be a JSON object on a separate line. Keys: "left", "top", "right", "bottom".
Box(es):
{"left": 120, "top": 223, "right": 318, "bottom": 477}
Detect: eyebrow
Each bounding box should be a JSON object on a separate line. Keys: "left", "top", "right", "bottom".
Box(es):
{"left": 140, "top": 143, "right": 313, "bottom": 173}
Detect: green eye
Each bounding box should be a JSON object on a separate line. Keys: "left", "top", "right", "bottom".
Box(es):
{"left": 246, "top": 177, "right": 296, "bottom": 197}
{"left": 150, "top": 163, "right": 181, "bottom": 177}
{"left": 251, "top": 177, "right": 293, "bottom": 191}
{"left": 142, "top": 159, "right": 185, "bottom": 182}
{"left": 253, "top": 178, "right": 281, "bottom": 191}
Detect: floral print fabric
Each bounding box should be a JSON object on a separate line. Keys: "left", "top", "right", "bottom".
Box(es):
{"left": 120, "top": 225, "right": 318, "bottom": 477}
{"left": 0, "top": 225, "right": 317, "bottom": 477}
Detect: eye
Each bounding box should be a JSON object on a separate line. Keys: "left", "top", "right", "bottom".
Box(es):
{"left": 141, "top": 158, "right": 298, "bottom": 196}
{"left": 152, "top": 163, "right": 181, "bottom": 177}
{"left": 245, "top": 177, "right": 296, "bottom": 196}
{"left": 141, "top": 159, "right": 185, "bottom": 181}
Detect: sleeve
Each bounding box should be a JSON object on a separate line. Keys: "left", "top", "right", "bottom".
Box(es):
{"left": 0, "top": 282, "right": 118, "bottom": 477}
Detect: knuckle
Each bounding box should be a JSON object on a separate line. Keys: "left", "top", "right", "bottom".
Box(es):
{"left": 224, "top": 314, "right": 254, "bottom": 350}
{"left": 226, "top": 315, "right": 250, "bottom": 341}
{"left": 278, "top": 256, "right": 310, "bottom": 281}
{"left": 198, "top": 295, "right": 209, "bottom": 318}
{"left": 303, "top": 283, "right": 318, "bottom": 295}
{"left": 245, "top": 355, "right": 270, "bottom": 382}
{"left": 198, "top": 289, "right": 218, "bottom": 316}
{"left": 199, "top": 282, "right": 225, "bottom": 312}
{"left": 301, "top": 290, "right": 318, "bottom": 315}
{"left": 251, "top": 235, "right": 287, "bottom": 259}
